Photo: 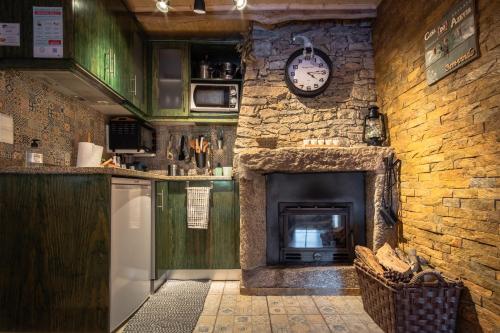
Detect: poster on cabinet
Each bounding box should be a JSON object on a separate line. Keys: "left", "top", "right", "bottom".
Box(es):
{"left": 33, "top": 6, "right": 63, "bottom": 58}
{"left": 424, "top": 0, "right": 479, "bottom": 85}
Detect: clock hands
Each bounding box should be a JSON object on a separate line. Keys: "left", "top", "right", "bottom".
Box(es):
{"left": 306, "top": 70, "right": 327, "bottom": 79}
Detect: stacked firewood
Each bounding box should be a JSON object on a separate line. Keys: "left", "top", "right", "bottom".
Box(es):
{"left": 355, "top": 243, "right": 431, "bottom": 283}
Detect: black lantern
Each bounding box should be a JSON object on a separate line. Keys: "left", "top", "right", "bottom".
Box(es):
{"left": 362, "top": 106, "right": 387, "bottom": 146}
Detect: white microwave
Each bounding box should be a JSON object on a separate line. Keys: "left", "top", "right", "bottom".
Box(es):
{"left": 190, "top": 83, "right": 239, "bottom": 112}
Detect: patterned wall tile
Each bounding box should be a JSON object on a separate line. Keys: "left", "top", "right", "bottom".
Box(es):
{"left": 0, "top": 70, "right": 107, "bottom": 167}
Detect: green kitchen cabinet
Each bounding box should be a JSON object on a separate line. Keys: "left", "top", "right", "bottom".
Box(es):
{"left": 0, "top": 174, "right": 111, "bottom": 332}
{"left": 0, "top": 0, "right": 147, "bottom": 118}
{"left": 150, "top": 42, "right": 190, "bottom": 118}
{"left": 162, "top": 180, "right": 240, "bottom": 269}
{"left": 155, "top": 181, "right": 169, "bottom": 279}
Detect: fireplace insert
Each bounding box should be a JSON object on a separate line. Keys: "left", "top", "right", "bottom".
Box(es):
{"left": 280, "top": 203, "right": 352, "bottom": 263}
{"left": 266, "top": 172, "right": 365, "bottom": 265}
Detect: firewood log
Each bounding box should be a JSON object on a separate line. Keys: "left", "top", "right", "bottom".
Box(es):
{"left": 375, "top": 243, "right": 412, "bottom": 275}
{"left": 355, "top": 245, "right": 385, "bottom": 275}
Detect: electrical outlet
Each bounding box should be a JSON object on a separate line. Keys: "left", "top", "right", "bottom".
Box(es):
{"left": 0, "top": 113, "right": 14, "bottom": 144}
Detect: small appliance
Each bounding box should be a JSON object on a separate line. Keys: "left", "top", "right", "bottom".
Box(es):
{"left": 190, "top": 83, "right": 239, "bottom": 112}
{"left": 106, "top": 117, "right": 156, "bottom": 155}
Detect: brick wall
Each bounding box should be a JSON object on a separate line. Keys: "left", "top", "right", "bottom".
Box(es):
{"left": 373, "top": 0, "right": 499, "bottom": 331}
{"left": 236, "top": 20, "right": 376, "bottom": 150}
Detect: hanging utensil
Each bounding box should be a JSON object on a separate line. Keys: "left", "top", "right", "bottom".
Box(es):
{"left": 184, "top": 135, "right": 191, "bottom": 163}
{"left": 178, "top": 135, "right": 186, "bottom": 160}
{"left": 166, "top": 134, "right": 174, "bottom": 160}
{"left": 380, "top": 156, "right": 397, "bottom": 228}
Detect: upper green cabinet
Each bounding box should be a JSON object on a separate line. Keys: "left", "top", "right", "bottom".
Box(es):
{"left": 150, "top": 42, "right": 190, "bottom": 118}
{"left": 73, "top": 0, "right": 144, "bottom": 105}
{"left": 148, "top": 41, "right": 242, "bottom": 123}
{"left": 0, "top": 0, "right": 146, "bottom": 115}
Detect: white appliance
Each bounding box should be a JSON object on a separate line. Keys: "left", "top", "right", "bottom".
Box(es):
{"left": 190, "top": 83, "right": 239, "bottom": 112}
{"left": 110, "top": 178, "right": 152, "bottom": 332}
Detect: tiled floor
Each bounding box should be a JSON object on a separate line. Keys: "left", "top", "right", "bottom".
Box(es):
{"left": 193, "top": 281, "right": 384, "bottom": 333}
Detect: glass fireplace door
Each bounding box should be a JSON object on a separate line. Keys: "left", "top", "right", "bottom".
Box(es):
{"left": 280, "top": 206, "right": 350, "bottom": 263}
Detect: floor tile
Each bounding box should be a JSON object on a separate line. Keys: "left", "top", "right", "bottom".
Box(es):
{"left": 224, "top": 281, "right": 240, "bottom": 295}
{"left": 233, "top": 315, "right": 252, "bottom": 332}
{"left": 288, "top": 314, "right": 311, "bottom": 333}
{"left": 214, "top": 315, "right": 234, "bottom": 333}
{"left": 251, "top": 296, "right": 269, "bottom": 315}
{"left": 202, "top": 294, "right": 222, "bottom": 315}
{"left": 267, "top": 296, "right": 286, "bottom": 315}
{"left": 270, "top": 314, "right": 290, "bottom": 333}
{"left": 209, "top": 281, "right": 226, "bottom": 294}
{"left": 194, "top": 315, "right": 217, "bottom": 333}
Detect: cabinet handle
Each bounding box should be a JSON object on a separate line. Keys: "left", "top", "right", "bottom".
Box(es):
{"left": 130, "top": 75, "right": 137, "bottom": 95}
{"left": 157, "top": 189, "right": 164, "bottom": 211}
{"left": 109, "top": 49, "right": 115, "bottom": 77}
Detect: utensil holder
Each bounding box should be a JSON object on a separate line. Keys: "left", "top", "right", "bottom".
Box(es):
{"left": 195, "top": 152, "right": 207, "bottom": 168}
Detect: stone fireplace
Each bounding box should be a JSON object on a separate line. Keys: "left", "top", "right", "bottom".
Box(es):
{"left": 236, "top": 147, "right": 395, "bottom": 293}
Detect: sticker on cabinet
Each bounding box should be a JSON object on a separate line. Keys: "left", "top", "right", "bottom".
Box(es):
{"left": 0, "top": 23, "right": 20, "bottom": 46}
{"left": 33, "top": 7, "right": 63, "bottom": 58}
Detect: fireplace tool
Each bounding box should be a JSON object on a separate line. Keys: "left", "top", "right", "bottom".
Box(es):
{"left": 380, "top": 153, "right": 401, "bottom": 228}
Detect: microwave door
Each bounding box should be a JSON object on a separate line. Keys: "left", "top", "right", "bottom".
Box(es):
{"left": 193, "top": 86, "right": 229, "bottom": 111}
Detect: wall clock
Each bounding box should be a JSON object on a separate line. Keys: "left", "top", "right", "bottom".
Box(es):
{"left": 285, "top": 37, "right": 333, "bottom": 97}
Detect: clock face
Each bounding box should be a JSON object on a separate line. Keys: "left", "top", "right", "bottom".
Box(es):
{"left": 285, "top": 48, "right": 332, "bottom": 97}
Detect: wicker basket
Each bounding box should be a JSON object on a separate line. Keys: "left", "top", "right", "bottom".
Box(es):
{"left": 354, "top": 260, "right": 463, "bottom": 333}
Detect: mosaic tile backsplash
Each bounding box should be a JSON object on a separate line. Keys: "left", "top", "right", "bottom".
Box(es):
{"left": 0, "top": 70, "right": 107, "bottom": 167}
{"left": 134, "top": 125, "right": 236, "bottom": 173}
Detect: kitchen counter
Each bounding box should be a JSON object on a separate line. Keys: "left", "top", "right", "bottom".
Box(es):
{"left": 0, "top": 166, "right": 233, "bottom": 181}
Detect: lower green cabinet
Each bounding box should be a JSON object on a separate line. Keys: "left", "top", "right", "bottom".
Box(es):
{"left": 156, "top": 180, "right": 240, "bottom": 270}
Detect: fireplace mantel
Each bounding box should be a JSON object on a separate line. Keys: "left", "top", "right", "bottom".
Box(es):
{"left": 238, "top": 146, "right": 394, "bottom": 174}
{"left": 237, "top": 146, "right": 395, "bottom": 273}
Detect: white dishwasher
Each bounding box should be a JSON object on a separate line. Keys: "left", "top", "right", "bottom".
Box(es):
{"left": 110, "top": 177, "right": 152, "bottom": 332}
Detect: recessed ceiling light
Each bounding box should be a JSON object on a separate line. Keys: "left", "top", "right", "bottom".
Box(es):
{"left": 234, "top": 0, "right": 247, "bottom": 10}
{"left": 194, "top": 0, "right": 206, "bottom": 14}
{"left": 156, "top": 0, "right": 169, "bottom": 13}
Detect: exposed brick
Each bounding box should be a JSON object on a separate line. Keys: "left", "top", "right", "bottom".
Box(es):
{"left": 374, "top": 0, "right": 499, "bottom": 331}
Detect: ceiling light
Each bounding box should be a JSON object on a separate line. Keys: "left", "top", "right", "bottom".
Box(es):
{"left": 234, "top": 0, "right": 247, "bottom": 10}
{"left": 193, "top": 0, "right": 206, "bottom": 14}
{"left": 156, "top": 0, "right": 168, "bottom": 13}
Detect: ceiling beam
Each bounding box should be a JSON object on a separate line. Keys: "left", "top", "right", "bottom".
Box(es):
{"left": 136, "top": 9, "right": 377, "bottom": 26}
{"left": 131, "top": 3, "right": 378, "bottom": 13}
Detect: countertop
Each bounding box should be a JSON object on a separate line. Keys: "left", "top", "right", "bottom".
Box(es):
{"left": 0, "top": 166, "right": 233, "bottom": 181}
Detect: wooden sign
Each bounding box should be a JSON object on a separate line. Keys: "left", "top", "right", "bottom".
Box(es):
{"left": 424, "top": 0, "right": 479, "bottom": 85}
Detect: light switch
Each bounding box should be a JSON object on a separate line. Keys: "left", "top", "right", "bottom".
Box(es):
{"left": 0, "top": 113, "right": 14, "bottom": 144}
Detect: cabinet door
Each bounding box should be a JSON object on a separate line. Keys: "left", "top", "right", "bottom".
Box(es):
{"left": 129, "top": 29, "right": 145, "bottom": 110}
{"left": 150, "top": 43, "right": 189, "bottom": 118}
{"left": 209, "top": 181, "right": 240, "bottom": 269}
{"left": 165, "top": 181, "right": 209, "bottom": 269}
{"left": 155, "top": 181, "right": 169, "bottom": 279}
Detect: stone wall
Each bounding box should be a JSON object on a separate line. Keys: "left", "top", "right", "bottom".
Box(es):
{"left": 373, "top": 0, "right": 499, "bottom": 332}
{"left": 0, "top": 70, "right": 107, "bottom": 167}
{"left": 236, "top": 20, "right": 376, "bottom": 150}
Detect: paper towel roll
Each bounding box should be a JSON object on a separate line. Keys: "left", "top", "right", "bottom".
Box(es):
{"left": 77, "top": 142, "right": 102, "bottom": 167}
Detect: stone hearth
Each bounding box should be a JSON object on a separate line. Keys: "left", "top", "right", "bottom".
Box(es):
{"left": 237, "top": 146, "right": 395, "bottom": 291}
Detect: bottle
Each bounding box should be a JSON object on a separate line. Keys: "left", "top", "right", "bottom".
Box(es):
{"left": 26, "top": 139, "right": 44, "bottom": 167}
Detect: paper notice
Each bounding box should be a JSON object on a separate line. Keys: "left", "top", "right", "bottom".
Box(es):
{"left": 0, "top": 23, "right": 20, "bottom": 46}
{"left": 0, "top": 113, "right": 14, "bottom": 145}
{"left": 33, "top": 6, "right": 63, "bottom": 58}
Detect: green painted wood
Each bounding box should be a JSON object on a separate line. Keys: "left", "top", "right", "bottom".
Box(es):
{"left": 209, "top": 180, "right": 240, "bottom": 269}
{"left": 155, "top": 181, "right": 169, "bottom": 278}
{"left": 150, "top": 42, "right": 190, "bottom": 118}
{"left": 163, "top": 181, "right": 240, "bottom": 269}
{"left": 0, "top": 174, "right": 111, "bottom": 333}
